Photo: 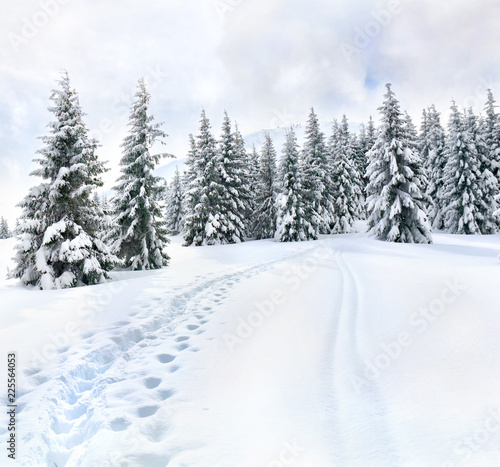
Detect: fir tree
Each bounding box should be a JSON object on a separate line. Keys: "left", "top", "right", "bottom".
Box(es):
{"left": 365, "top": 84, "right": 432, "bottom": 243}
{"left": 421, "top": 105, "right": 447, "bottom": 229}
{"left": 183, "top": 133, "right": 204, "bottom": 245}
{"left": 165, "top": 166, "right": 185, "bottom": 235}
{"left": 275, "top": 128, "right": 315, "bottom": 242}
{"left": 482, "top": 90, "right": 500, "bottom": 228}
{"left": 353, "top": 117, "right": 376, "bottom": 185}
{"left": 0, "top": 217, "right": 11, "bottom": 239}
{"left": 253, "top": 133, "right": 278, "bottom": 239}
{"left": 441, "top": 103, "right": 497, "bottom": 234}
{"left": 403, "top": 111, "right": 420, "bottom": 153}
{"left": 468, "top": 109, "right": 499, "bottom": 233}
{"left": 233, "top": 122, "right": 253, "bottom": 234}
{"left": 183, "top": 110, "right": 224, "bottom": 246}
{"left": 247, "top": 144, "right": 261, "bottom": 220}
{"left": 483, "top": 89, "right": 500, "bottom": 185}
{"left": 302, "top": 108, "right": 334, "bottom": 234}
{"left": 108, "top": 78, "right": 170, "bottom": 269}
{"left": 184, "top": 112, "right": 219, "bottom": 246}
{"left": 330, "top": 115, "right": 363, "bottom": 233}
{"left": 10, "top": 72, "right": 118, "bottom": 289}
{"left": 205, "top": 112, "right": 247, "bottom": 244}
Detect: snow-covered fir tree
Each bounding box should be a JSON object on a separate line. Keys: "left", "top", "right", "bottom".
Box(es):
{"left": 184, "top": 111, "right": 248, "bottom": 245}
{"left": 233, "top": 122, "right": 253, "bottom": 233}
{"left": 10, "top": 72, "right": 118, "bottom": 289}
{"left": 0, "top": 217, "right": 11, "bottom": 239}
{"left": 403, "top": 111, "right": 420, "bottom": 153}
{"left": 275, "top": 128, "right": 316, "bottom": 242}
{"left": 183, "top": 133, "right": 204, "bottom": 245}
{"left": 247, "top": 143, "right": 261, "bottom": 220}
{"left": 365, "top": 84, "right": 432, "bottom": 243}
{"left": 441, "top": 103, "right": 498, "bottom": 234}
{"left": 183, "top": 116, "right": 216, "bottom": 246}
{"left": 482, "top": 90, "right": 500, "bottom": 228}
{"left": 164, "top": 166, "right": 185, "bottom": 235}
{"left": 483, "top": 89, "right": 500, "bottom": 185}
{"left": 466, "top": 108, "right": 498, "bottom": 232}
{"left": 252, "top": 133, "right": 278, "bottom": 239}
{"left": 353, "top": 117, "right": 376, "bottom": 185}
{"left": 420, "top": 105, "right": 447, "bottom": 229}
{"left": 204, "top": 112, "right": 248, "bottom": 244}
{"left": 302, "top": 108, "right": 334, "bottom": 234}
{"left": 403, "top": 110, "right": 431, "bottom": 208}
{"left": 108, "top": 78, "right": 170, "bottom": 269}
{"left": 330, "top": 115, "right": 363, "bottom": 233}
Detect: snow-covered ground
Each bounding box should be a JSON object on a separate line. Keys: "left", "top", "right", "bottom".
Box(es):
{"left": 0, "top": 227, "right": 500, "bottom": 466}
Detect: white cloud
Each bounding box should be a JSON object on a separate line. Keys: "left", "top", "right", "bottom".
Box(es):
{"left": 0, "top": 0, "right": 499, "bottom": 223}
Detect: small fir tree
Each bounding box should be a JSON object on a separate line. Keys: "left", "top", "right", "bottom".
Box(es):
{"left": 275, "top": 128, "right": 315, "bottom": 242}
{"left": 253, "top": 133, "right": 278, "bottom": 239}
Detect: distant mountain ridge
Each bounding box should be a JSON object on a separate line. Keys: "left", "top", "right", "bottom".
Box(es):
{"left": 154, "top": 120, "right": 361, "bottom": 182}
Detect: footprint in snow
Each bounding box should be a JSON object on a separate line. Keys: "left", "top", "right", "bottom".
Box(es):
{"left": 176, "top": 343, "right": 189, "bottom": 351}
{"left": 169, "top": 365, "right": 180, "bottom": 373}
{"left": 186, "top": 324, "right": 199, "bottom": 331}
{"left": 157, "top": 389, "right": 175, "bottom": 401}
{"left": 109, "top": 417, "right": 131, "bottom": 432}
{"left": 175, "top": 336, "right": 189, "bottom": 342}
{"left": 77, "top": 380, "right": 93, "bottom": 393}
{"left": 65, "top": 402, "right": 88, "bottom": 421}
{"left": 51, "top": 418, "right": 73, "bottom": 435}
{"left": 157, "top": 354, "right": 176, "bottom": 364}
{"left": 137, "top": 405, "right": 160, "bottom": 418}
{"left": 67, "top": 392, "right": 79, "bottom": 405}
{"left": 144, "top": 377, "right": 162, "bottom": 389}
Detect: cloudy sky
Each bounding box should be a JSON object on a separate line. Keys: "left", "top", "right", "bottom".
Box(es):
{"left": 1, "top": 0, "right": 500, "bottom": 224}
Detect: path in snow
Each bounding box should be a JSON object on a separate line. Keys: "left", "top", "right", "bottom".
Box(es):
{"left": 14, "top": 243, "right": 335, "bottom": 466}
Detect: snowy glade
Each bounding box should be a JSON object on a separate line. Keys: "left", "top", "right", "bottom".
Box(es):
{"left": 8, "top": 79, "right": 500, "bottom": 289}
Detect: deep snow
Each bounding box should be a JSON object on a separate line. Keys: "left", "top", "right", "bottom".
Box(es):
{"left": 0, "top": 228, "right": 499, "bottom": 466}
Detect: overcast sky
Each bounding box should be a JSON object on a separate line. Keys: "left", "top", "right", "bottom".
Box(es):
{"left": 1, "top": 0, "right": 500, "bottom": 223}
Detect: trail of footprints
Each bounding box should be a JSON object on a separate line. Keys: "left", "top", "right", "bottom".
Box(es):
{"left": 18, "top": 250, "right": 318, "bottom": 464}
{"left": 16, "top": 263, "right": 269, "bottom": 464}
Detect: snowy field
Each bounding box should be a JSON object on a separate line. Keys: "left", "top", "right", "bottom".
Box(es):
{"left": 1, "top": 227, "right": 500, "bottom": 466}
